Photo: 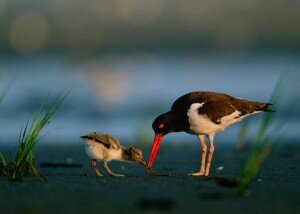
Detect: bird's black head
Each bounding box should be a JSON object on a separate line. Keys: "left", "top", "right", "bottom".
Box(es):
{"left": 152, "top": 111, "right": 187, "bottom": 136}
{"left": 152, "top": 112, "right": 171, "bottom": 136}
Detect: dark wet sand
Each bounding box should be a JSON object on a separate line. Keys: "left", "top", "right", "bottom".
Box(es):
{"left": 0, "top": 143, "right": 299, "bottom": 214}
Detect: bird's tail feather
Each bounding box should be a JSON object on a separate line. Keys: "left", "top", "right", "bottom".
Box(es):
{"left": 261, "top": 103, "right": 275, "bottom": 113}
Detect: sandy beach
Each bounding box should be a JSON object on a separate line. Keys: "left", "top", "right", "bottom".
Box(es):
{"left": 0, "top": 142, "right": 299, "bottom": 214}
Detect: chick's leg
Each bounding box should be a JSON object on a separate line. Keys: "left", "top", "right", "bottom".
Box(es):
{"left": 102, "top": 161, "right": 124, "bottom": 177}
{"left": 92, "top": 159, "right": 103, "bottom": 177}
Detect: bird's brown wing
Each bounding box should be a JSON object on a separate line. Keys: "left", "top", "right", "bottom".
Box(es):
{"left": 171, "top": 91, "right": 232, "bottom": 113}
{"left": 106, "top": 134, "right": 121, "bottom": 150}
{"left": 197, "top": 98, "right": 270, "bottom": 124}
{"left": 197, "top": 100, "right": 237, "bottom": 124}
{"left": 84, "top": 132, "right": 121, "bottom": 150}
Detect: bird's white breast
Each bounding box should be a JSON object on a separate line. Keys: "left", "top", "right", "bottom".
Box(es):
{"left": 85, "top": 141, "right": 105, "bottom": 160}
{"left": 106, "top": 149, "right": 122, "bottom": 161}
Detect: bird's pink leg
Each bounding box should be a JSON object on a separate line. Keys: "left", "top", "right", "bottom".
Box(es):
{"left": 205, "top": 135, "right": 215, "bottom": 176}
{"left": 190, "top": 135, "right": 207, "bottom": 176}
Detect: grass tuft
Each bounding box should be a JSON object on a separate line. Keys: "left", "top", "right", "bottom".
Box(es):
{"left": 0, "top": 92, "right": 66, "bottom": 181}
{"left": 239, "top": 72, "right": 289, "bottom": 194}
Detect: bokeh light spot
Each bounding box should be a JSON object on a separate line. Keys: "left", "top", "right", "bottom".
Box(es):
{"left": 0, "top": 0, "right": 7, "bottom": 15}
{"left": 9, "top": 12, "right": 49, "bottom": 55}
{"left": 116, "top": 0, "right": 162, "bottom": 27}
{"left": 84, "top": 59, "right": 129, "bottom": 112}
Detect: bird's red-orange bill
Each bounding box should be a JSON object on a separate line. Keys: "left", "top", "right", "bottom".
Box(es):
{"left": 147, "top": 134, "right": 166, "bottom": 176}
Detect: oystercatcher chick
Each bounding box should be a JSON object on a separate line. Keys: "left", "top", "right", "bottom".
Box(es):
{"left": 147, "top": 91, "right": 274, "bottom": 176}
{"left": 81, "top": 132, "right": 146, "bottom": 177}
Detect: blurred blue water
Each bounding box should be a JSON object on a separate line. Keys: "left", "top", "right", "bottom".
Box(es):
{"left": 0, "top": 53, "right": 299, "bottom": 145}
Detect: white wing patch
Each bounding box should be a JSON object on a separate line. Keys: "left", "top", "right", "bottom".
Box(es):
{"left": 219, "top": 111, "right": 241, "bottom": 126}
{"left": 220, "top": 110, "right": 261, "bottom": 127}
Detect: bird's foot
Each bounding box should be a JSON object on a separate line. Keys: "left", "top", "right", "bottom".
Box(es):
{"left": 111, "top": 173, "right": 125, "bottom": 177}
{"left": 189, "top": 171, "right": 205, "bottom": 176}
{"left": 204, "top": 168, "right": 210, "bottom": 176}
{"left": 95, "top": 170, "right": 103, "bottom": 177}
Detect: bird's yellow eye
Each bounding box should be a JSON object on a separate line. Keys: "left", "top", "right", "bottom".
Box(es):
{"left": 159, "top": 124, "right": 164, "bottom": 129}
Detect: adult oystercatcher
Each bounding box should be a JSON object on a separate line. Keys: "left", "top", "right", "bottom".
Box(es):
{"left": 147, "top": 91, "right": 274, "bottom": 176}
{"left": 81, "top": 132, "right": 146, "bottom": 177}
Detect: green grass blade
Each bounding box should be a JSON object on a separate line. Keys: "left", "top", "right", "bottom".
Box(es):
{"left": 0, "top": 80, "right": 12, "bottom": 105}
{"left": 237, "top": 119, "right": 250, "bottom": 151}
{"left": 0, "top": 152, "right": 7, "bottom": 167}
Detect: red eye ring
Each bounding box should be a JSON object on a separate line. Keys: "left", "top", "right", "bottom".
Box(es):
{"left": 159, "top": 124, "right": 164, "bottom": 129}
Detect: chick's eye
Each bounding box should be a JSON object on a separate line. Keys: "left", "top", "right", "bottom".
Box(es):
{"left": 159, "top": 124, "right": 164, "bottom": 129}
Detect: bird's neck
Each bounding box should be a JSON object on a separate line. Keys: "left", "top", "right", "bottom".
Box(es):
{"left": 120, "top": 147, "right": 132, "bottom": 162}
{"left": 166, "top": 111, "right": 190, "bottom": 133}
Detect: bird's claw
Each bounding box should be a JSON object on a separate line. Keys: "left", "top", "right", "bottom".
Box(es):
{"left": 189, "top": 171, "right": 206, "bottom": 176}
{"left": 95, "top": 171, "right": 103, "bottom": 177}
{"left": 112, "top": 174, "right": 125, "bottom": 177}
{"left": 147, "top": 167, "right": 170, "bottom": 176}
